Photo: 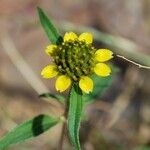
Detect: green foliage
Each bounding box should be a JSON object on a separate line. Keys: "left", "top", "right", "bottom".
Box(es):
{"left": 38, "top": 8, "right": 116, "bottom": 150}
{"left": 68, "top": 84, "right": 84, "bottom": 150}
{"left": 37, "top": 7, "right": 62, "bottom": 44}
{"left": 0, "top": 114, "right": 60, "bottom": 149}
{"left": 84, "top": 74, "right": 112, "bottom": 103}
{"left": 39, "top": 92, "right": 65, "bottom": 104}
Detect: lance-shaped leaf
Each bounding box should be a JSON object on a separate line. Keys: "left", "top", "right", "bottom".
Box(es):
{"left": 68, "top": 84, "right": 83, "bottom": 150}
{"left": 37, "top": 7, "right": 62, "bottom": 44}
{"left": 39, "top": 92, "right": 65, "bottom": 104}
{"left": 0, "top": 114, "right": 61, "bottom": 149}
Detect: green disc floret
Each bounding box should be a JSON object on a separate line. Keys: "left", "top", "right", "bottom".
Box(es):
{"left": 52, "top": 40, "right": 96, "bottom": 81}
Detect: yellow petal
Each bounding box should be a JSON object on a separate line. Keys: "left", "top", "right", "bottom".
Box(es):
{"left": 45, "top": 44, "right": 57, "bottom": 56}
{"left": 55, "top": 75, "right": 71, "bottom": 92}
{"left": 79, "top": 76, "right": 93, "bottom": 93}
{"left": 78, "top": 32, "right": 93, "bottom": 44}
{"left": 94, "top": 63, "right": 111, "bottom": 77}
{"left": 64, "top": 32, "right": 78, "bottom": 42}
{"left": 41, "top": 65, "right": 58, "bottom": 78}
{"left": 95, "top": 49, "right": 113, "bottom": 62}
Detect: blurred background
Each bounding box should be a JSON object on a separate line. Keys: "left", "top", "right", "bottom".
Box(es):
{"left": 0, "top": 0, "right": 150, "bottom": 150}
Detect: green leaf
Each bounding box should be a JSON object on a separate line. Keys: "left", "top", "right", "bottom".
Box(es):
{"left": 84, "top": 74, "right": 112, "bottom": 103}
{"left": 39, "top": 92, "right": 65, "bottom": 104}
{"left": 37, "top": 7, "right": 62, "bottom": 44}
{"left": 0, "top": 114, "right": 60, "bottom": 149}
{"left": 68, "top": 84, "right": 83, "bottom": 150}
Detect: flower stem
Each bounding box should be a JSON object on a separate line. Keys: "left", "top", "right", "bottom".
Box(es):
{"left": 58, "top": 120, "right": 66, "bottom": 150}
{"left": 58, "top": 88, "right": 71, "bottom": 150}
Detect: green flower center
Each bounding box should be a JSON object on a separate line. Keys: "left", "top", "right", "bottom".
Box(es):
{"left": 52, "top": 40, "right": 96, "bottom": 81}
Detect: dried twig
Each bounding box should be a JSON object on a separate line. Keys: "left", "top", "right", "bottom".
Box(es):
{"left": 117, "top": 55, "right": 150, "bottom": 69}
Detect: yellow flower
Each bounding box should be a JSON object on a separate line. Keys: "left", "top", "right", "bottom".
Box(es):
{"left": 79, "top": 76, "right": 93, "bottom": 93}
{"left": 45, "top": 45, "right": 57, "bottom": 56}
{"left": 41, "top": 65, "right": 58, "bottom": 78}
{"left": 41, "top": 32, "right": 113, "bottom": 93}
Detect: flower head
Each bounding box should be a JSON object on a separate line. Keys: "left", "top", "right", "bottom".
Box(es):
{"left": 41, "top": 32, "right": 113, "bottom": 93}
